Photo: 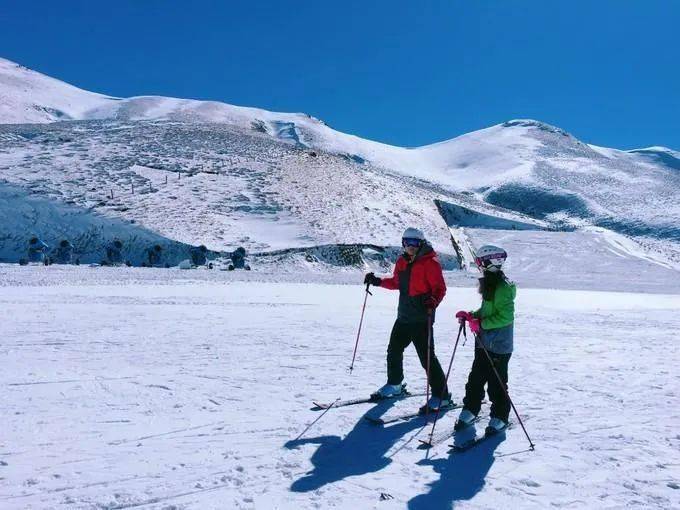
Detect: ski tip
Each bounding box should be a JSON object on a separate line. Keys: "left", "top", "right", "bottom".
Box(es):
{"left": 417, "top": 439, "right": 433, "bottom": 450}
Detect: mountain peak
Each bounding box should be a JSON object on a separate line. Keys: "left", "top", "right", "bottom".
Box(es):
{"left": 502, "top": 119, "right": 572, "bottom": 137}
{"left": 1, "top": 56, "right": 676, "bottom": 164}
{"left": 0, "top": 56, "right": 114, "bottom": 124}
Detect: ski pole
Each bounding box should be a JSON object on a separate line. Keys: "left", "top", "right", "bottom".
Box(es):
{"left": 294, "top": 397, "right": 340, "bottom": 441}
{"left": 424, "top": 312, "right": 433, "bottom": 414}
{"left": 422, "top": 320, "right": 465, "bottom": 446}
{"left": 349, "top": 283, "right": 372, "bottom": 373}
{"left": 474, "top": 331, "right": 535, "bottom": 450}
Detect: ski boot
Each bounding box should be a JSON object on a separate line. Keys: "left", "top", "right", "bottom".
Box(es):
{"left": 454, "top": 408, "right": 477, "bottom": 431}
{"left": 370, "top": 383, "right": 406, "bottom": 400}
{"left": 485, "top": 417, "right": 508, "bottom": 436}
{"left": 419, "top": 393, "right": 452, "bottom": 415}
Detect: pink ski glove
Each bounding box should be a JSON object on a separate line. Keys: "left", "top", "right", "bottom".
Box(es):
{"left": 455, "top": 310, "right": 472, "bottom": 323}
{"left": 468, "top": 317, "right": 481, "bottom": 335}
{"left": 455, "top": 310, "right": 481, "bottom": 334}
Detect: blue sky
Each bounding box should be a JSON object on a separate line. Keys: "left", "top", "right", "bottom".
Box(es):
{"left": 1, "top": 1, "right": 678, "bottom": 149}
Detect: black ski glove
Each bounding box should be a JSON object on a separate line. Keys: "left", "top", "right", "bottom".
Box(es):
{"left": 364, "top": 272, "right": 382, "bottom": 287}
{"left": 423, "top": 295, "right": 438, "bottom": 310}
{"left": 423, "top": 296, "right": 439, "bottom": 314}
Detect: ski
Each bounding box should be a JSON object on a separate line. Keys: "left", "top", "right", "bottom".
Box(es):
{"left": 416, "top": 426, "right": 458, "bottom": 449}
{"left": 415, "top": 411, "right": 475, "bottom": 449}
{"left": 366, "top": 402, "right": 462, "bottom": 425}
{"left": 418, "top": 426, "right": 455, "bottom": 449}
{"left": 311, "top": 387, "right": 425, "bottom": 411}
{"left": 418, "top": 415, "right": 485, "bottom": 449}
{"left": 449, "top": 423, "right": 513, "bottom": 452}
{"left": 416, "top": 405, "right": 499, "bottom": 448}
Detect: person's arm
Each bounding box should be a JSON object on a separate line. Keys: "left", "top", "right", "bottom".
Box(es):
{"left": 424, "top": 256, "right": 446, "bottom": 307}
{"left": 379, "top": 259, "right": 403, "bottom": 290}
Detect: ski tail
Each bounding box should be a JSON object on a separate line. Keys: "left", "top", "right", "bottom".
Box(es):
{"left": 369, "top": 402, "right": 461, "bottom": 426}
{"left": 419, "top": 415, "right": 484, "bottom": 449}
{"left": 311, "top": 389, "right": 426, "bottom": 411}
{"left": 450, "top": 422, "right": 513, "bottom": 452}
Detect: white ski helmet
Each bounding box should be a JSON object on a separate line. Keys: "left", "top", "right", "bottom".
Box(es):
{"left": 402, "top": 227, "right": 425, "bottom": 241}
{"left": 474, "top": 245, "right": 507, "bottom": 272}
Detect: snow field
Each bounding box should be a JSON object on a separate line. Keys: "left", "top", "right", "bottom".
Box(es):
{"left": 1, "top": 266, "right": 679, "bottom": 509}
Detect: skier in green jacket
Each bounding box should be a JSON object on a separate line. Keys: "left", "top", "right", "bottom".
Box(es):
{"left": 455, "top": 245, "right": 516, "bottom": 435}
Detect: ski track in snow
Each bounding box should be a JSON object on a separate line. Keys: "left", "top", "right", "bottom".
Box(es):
{"left": 1, "top": 266, "right": 679, "bottom": 509}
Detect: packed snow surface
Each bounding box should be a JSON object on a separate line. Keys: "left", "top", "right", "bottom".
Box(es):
{"left": 1, "top": 265, "right": 679, "bottom": 509}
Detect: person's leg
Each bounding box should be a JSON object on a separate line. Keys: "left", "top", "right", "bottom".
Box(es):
{"left": 487, "top": 352, "right": 512, "bottom": 422}
{"left": 386, "top": 320, "right": 412, "bottom": 385}
{"left": 412, "top": 322, "right": 449, "bottom": 398}
{"left": 462, "top": 348, "right": 488, "bottom": 416}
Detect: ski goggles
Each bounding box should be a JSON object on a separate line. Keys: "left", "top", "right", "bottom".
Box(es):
{"left": 474, "top": 253, "right": 506, "bottom": 269}
{"left": 402, "top": 237, "right": 423, "bottom": 248}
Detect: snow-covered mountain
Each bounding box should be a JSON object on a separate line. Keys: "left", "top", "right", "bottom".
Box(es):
{"left": 4, "top": 58, "right": 680, "bottom": 510}
{"left": 1, "top": 56, "right": 678, "bottom": 271}
{"left": 0, "top": 58, "right": 117, "bottom": 124}
{"left": 0, "top": 56, "right": 396, "bottom": 158}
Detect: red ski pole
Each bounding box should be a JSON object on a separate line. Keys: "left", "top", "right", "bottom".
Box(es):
{"left": 349, "top": 283, "right": 372, "bottom": 373}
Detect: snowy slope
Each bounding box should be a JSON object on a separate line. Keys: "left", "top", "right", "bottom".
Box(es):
{"left": 0, "top": 58, "right": 593, "bottom": 188}
{"left": 1, "top": 56, "right": 679, "bottom": 271}
{"left": 0, "top": 182, "right": 197, "bottom": 265}
{"left": 0, "top": 58, "right": 117, "bottom": 124}
{"left": 0, "top": 56, "right": 398, "bottom": 156}
{"left": 3, "top": 116, "right": 677, "bottom": 270}
{"left": 0, "top": 120, "right": 544, "bottom": 264}
{"left": 627, "top": 146, "right": 680, "bottom": 170}
{"left": 0, "top": 58, "right": 629, "bottom": 194}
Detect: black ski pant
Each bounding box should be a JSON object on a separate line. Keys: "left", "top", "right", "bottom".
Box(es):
{"left": 463, "top": 347, "right": 512, "bottom": 422}
{"left": 386, "top": 319, "right": 449, "bottom": 398}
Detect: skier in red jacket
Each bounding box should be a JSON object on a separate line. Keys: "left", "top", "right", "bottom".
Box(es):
{"left": 364, "top": 227, "right": 451, "bottom": 412}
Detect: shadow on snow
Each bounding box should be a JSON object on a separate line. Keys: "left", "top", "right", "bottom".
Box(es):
{"left": 408, "top": 427, "right": 506, "bottom": 509}
{"left": 285, "top": 401, "right": 506, "bottom": 508}
{"left": 284, "top": 398, "right": 428, "bottom": 492}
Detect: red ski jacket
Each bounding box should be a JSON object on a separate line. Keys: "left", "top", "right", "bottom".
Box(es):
{"left": 380, "top": 245, "right": 446, "bottom": 322}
